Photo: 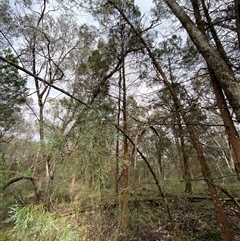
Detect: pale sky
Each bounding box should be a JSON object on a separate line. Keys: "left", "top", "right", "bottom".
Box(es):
{"left": 135, "top": 0, "right": 153, "bottom": 18}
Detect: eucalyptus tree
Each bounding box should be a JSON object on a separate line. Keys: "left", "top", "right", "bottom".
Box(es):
{"left": 161, "top": 0, "right": 240, "bottom": 129}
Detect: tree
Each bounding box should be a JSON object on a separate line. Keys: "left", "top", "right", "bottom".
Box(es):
{"left": 82, "top": 0, "right": 147, "bottom": 230}
{"left": 0, "top": 49, "right": 27, "bottom": 141}
{"left": 2, "top": 0, "right": 92, "bottom": 209}
{"left": 163, "top": 0, "right": 240, "bottom": 125}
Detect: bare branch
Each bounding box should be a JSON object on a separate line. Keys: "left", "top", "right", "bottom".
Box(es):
{"left": 3, "top": 176, "right": 37, "bottom": 191}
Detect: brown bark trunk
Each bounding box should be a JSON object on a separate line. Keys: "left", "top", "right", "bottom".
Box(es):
{"left": 177, "top": 115, "right": 192, "bottom": 194}
{"left": 121, "top": 59, "right": 129, "bottom": 230}
{"left": 156, "top": 143, "right": 164, "bottom": 178}
{"left": 115, "top": 135, "right": 120, "bottom": 194}
{"left": 212, "top": 78, "right": 240, "bottom": 179}
{"left": 164, "top": 0, "right": 240, "bottom": 123}
{"left": 115, "top": 70, "right": 122, "bottom": 195}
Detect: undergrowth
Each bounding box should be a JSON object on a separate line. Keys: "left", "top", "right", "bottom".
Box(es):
{"left": 5, "top": 203, "right": 86, "bottom": 241}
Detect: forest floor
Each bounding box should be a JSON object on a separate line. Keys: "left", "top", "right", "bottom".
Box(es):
{"left": 57, "top": 192, "right": 240, "bottom": 241}
{"left": 2, "top": 184, "right": 240, "bottom": 241}
{"left": 116, "top": 195, "right": 240, "bottom": 241}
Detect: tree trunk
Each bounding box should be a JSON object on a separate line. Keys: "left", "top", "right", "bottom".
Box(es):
{"left": 176, "top": 115, "right": 192, "bottom": 194}
{"left": 32, "top": 33, "right": 54, "bottom": 209}
{"left": 156, "top": 142, "right": 164, "bottom": 179}
{"left": 121, "top": 59, "right": 129, "bottom": 230}
{"left": 164, "top": 0, "right": 240, "bottom": 123}
{"left": 211, "top": 72, "right": 240, "bottom": 180}
{"left": 115, "top": 70, "right": 122, "bottom": 195}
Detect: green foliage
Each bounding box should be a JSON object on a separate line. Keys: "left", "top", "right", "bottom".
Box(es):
{"left": 0, "top": 49, "right": 28, "bottom": 133}
{"left": 45, "top": 130, "right": 66, "bottom": 159}
{"left": 7, "top": 204, "right": 81, "bottom": 241}
{"left": 0, "top": 154, "right": 6, "bottom": 224}
{"left": 0, "top": 153, "right": 6, "bottom": 190}
{"left": 88, "top": 49, "right": 109, "bottom": 73}
{"left": 0, "top": 1, "right": 15, "bottom": 45}
{"left": 0, "top": 231, "right": 10, "bottom": 241}
{"left": 76, "top": 118, "right": 115, "bottom": 189}
{"left": 129, "top": 203, "right": 156, "bottom": 230}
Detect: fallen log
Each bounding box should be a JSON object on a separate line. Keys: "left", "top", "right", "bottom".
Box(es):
{"left": 187, "top": 196, "right": 240, "bottom": 202}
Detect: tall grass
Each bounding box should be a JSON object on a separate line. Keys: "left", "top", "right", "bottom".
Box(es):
{"left": 6, "top": 204, "right": 85, "bottom": 241}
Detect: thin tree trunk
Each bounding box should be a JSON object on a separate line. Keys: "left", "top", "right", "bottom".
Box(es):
{"left": 115, "top": 132, "right": 120, "bottom": 194}
{"left": 121, "top": 58, "right": 129, "bottom": 230}
{"left": 177, "top": 114, "right": 192, "bottom": 194}
{"left": 169, "top": 57, "right": 192, "bottom": 193}
{"left": 115, "top": 70, "right": 122, "bottom": 195}
{"left": 39, "top": 104, "right": 44, "bottom": 140}
{"left": 32, "top": 33, "right": 53, "bottom": 210}
{"left": 156, "top": 142, "right": 164, "bottom": 179}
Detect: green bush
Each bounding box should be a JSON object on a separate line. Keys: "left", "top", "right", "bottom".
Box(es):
{"left": 0, "top": 231, "right": 10, "bottom": 241}
{"left": 6, "top": 204, "right": 82, "bottom": 241}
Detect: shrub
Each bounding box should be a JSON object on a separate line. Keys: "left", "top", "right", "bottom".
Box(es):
{"left": 6, "top": 204, "right": 83, "bottom": 241}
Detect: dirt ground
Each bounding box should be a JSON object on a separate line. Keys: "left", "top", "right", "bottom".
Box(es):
{"left": 62, "top": 193, "right": 240, "bottom": 241}
{"left": 115, "top": 195, "right": 240, "bottom": 241}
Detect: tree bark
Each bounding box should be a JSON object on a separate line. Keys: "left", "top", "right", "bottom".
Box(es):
{"left": 164, "top": 0, "right": 240, "bottom": 123}
{"left": 3, "top": 176, "right": 37, "bottom": 191}
{"left": 3, "top": 176, "right": 40, "bottom": 201}
{"left": 176, "top": 114, "right": 192, "bottom": 194}
{"left": 115, "top": 69, "right": 122, "bottom": 195}
{"left": 121, "top": 58, "right": 129, "bottom": 230}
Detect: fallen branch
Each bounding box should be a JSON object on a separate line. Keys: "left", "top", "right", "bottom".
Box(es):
{"left": 187, "top": 196, "right": 240, "bottom": 202}
{"left": 3, "top": 176, "right": 39, "bottom": 197}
